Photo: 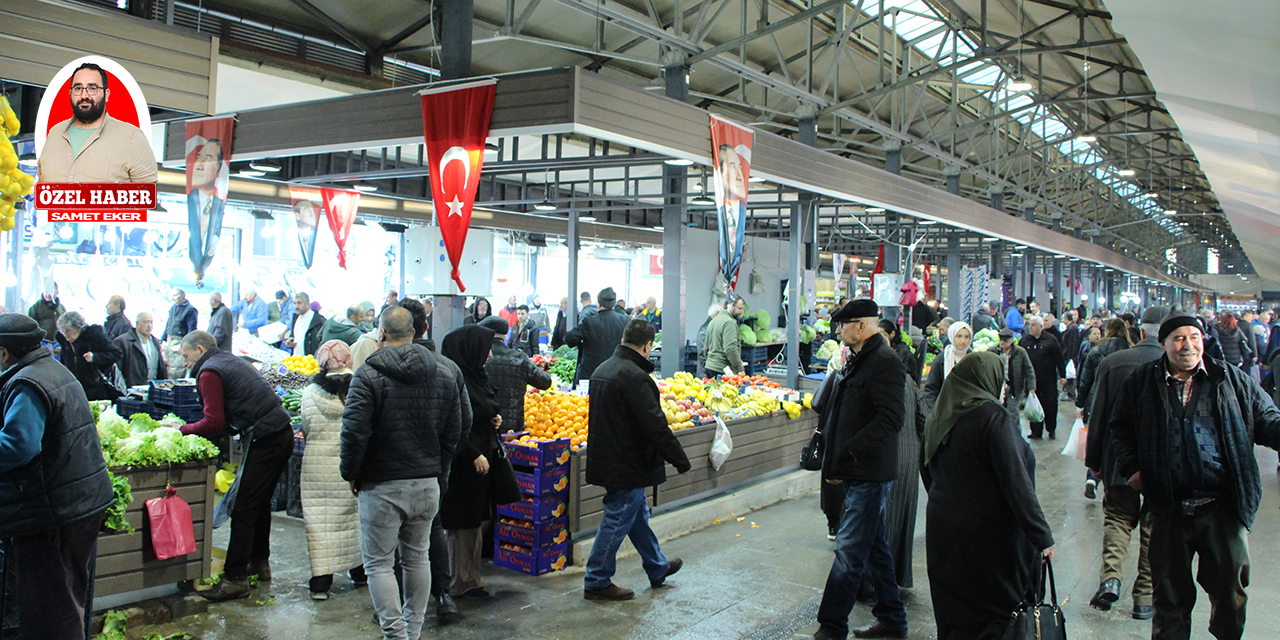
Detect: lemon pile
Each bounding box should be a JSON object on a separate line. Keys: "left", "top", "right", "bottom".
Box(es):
{"left": 0, "top": 96, "right": 33, "bottom": 233}
{"left": 283, "top": 354, "right": 319, "bottom": 375}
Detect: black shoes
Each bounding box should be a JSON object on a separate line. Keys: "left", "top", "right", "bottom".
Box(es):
{"left": 458, "top": 587, "right": 492, "bottom": 600}
{"left": 199, "top": 577, "right": 251, "bottom": 602}
{"left": 1084, "top": 479, "right": 1098, "bottom": 500}
{"left": 584, "top": 583, "right": 636, "bottom": 601}
{"left": 1132, "top": 604, "right": 1154, "bottom": 620}
{"left": 1090, "top": 578, "right": 1121, "bottom": 611}
{"left": 852, "top": 620, "right": 909, "bottom": 638}
{"left": 651, "top": 558, "right": 683, "bottom": 588}
{"left": 436, "top": 592, "right": 459, "bottom": 622}
{"left": 827, "top": 526, "right": 837, "bottom": 541}
{"left": 248, "top": 559, "right": 272, "bottom": 582}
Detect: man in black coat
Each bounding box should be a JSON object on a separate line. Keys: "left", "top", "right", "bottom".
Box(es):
{"left": 551, "top": 297, "right": 569, "bottom": 351}
{"left": 481, "top": 316, "right": 552, "bottom": 434}
{"left": 1060, "top": 311, "right": 1083, "bottom": 400}
{"left": 208, "top": 292, "right": 235, "bottom": 352}
{"left": 1109, "top": 312, "right": 1280, "bottom": 640}
{"left": 583, "top": 319, "right": 690, "bottom": 601}
{"left": 162, "top": 288, "right": 198, "bottom": 342}
{"left": 115, "top": 312, "right": 168, "bottom": 387}
{"left": 1021, "top": 315, "right": 1066, "bottom": 439}
{"left": 1082, "top": 306, "right": 1166, "bottom": 620}
{"left": 815, "top": 299, "right": 909, "bottom": 640}
{"left": 0, "top": 314, "right": 114, "bottom": 639}
{"left": 508, "top": 305, "right": 538, "bottom": 358}
{"left": 565, "top": 287, "right": 630, "bottom": 386}
{"left": 102, "top": 295, "right": 131, "bottom": 341}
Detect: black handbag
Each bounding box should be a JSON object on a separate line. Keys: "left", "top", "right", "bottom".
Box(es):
{"left": 1005, "top": 557, "right": 1067, "bottom": 640}
{"left": 799, "top": 429, "right": 823, "bottom": 471}
{"left": 490, "top": 441, "right": 524, "bottom": 505}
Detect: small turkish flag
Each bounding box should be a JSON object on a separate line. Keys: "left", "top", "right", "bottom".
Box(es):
{"left": 321, "top": 188, "right": 360, "bottom": 269}
{"left": 420, "top": 79, "right": 498, "bottom": 292}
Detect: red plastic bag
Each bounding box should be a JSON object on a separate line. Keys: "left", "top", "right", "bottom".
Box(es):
{"left": 146, "top": 487, "right": 197, "bottom": 560}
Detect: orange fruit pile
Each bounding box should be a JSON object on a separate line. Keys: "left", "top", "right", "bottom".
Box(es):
{"left": 522, "top": 390, "right": 590, "bottom": 450}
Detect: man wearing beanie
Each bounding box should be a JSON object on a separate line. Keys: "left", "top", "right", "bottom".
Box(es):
{"left": 813, "top": 300, "right": 909, "bottom": 640}
{"left": 0, "top": 314, "right": 114, "bottom": 638}
{"left": 1110, "top": 310, "right": 1280, "bottom": 639}
{"left": 564, "top": 287, "right": 630, "bottom": 386}
{"left": 1082, "top": 306, "right": 1167, "bottom": 619}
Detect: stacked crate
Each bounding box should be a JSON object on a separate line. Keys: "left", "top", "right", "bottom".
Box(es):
{"left": 494, "top": 437, "right": 572, "bottom": 576}
{"left": 148, "top": 380, "right": 204, "bottom": 423}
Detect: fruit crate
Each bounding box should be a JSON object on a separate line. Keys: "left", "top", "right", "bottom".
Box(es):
{"left": 504, "top": 437, "right": 571, "bottom": 471}
{"left": 498, "top": 492, "right": 568, "bottom": 523}
{"left": 494, "top": 541, "right": 568, "bottom": 576}
{"left": 148, "top": 381, "right": 201, "bottom": 407}
{"left": 513, "top": 464, "right": 569, "bottom": 498}
{"left": 496, "top": 516, "right": 569, "bottom": 548}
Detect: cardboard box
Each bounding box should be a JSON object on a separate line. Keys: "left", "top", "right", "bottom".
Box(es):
{"left": 493, "top": 541, "right": 568, "bottom": 576}
{"left": 513, "top": 464, "right": 569, "bottom": 498}
{"left": 504, "top": 437, "right": 571, "bottom": 471}
{"left": 495, "top": 516, "right": 568, "bottom": 548}
{"left": 497, "top": 492, "right": 567, "bottom": 523}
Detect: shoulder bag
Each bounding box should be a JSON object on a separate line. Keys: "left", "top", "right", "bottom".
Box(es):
{"left": 1004, "top": 557, "right": 1067, "bottom": 640}
{"left": 490, "top": 440, "right": 523, "bottom": 505}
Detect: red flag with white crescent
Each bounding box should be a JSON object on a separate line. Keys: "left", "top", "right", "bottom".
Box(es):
{"left": 320, "top": 187, "right": 360, "bottom": 269}
{"left": 419, "top": 79, "right": 497, "bottom": 292}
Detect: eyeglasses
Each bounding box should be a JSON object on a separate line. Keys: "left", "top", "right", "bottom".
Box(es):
{"left": 70, "top": 85, "right": 103, "bottom": 97}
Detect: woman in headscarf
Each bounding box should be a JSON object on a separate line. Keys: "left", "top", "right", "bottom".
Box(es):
{"left": 463, "top": 297, "right": 492, "bottom": 325}
{"left": 879, "top": 319, "right": 920, "bottom": 385}
{"left": 300, "top": 340, "right": 365, "bottom": 600}
{"left": 439, "top": 325, "right": 502, "bottom": 600}
{"left": 358, "top": 301, "right": 376, "bottom": 332}
{"left": 922, "top": 351, "right": 1054, "bottom": 640}
{"left": 922, "top": 320, "right": 973, "bottom": 413}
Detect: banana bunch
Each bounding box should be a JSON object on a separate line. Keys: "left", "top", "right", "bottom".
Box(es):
{"left": 705, "top": 395, "right": 736, "bottom": 413}
{"left": 0, "top": 96, "right": 32, "bottom": 233}
{"left": 722, "top": 392, "right": 779, "bottom": 419}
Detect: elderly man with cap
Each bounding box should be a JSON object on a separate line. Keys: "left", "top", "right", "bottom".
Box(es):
{"left": 705, "top": 295, "right": 746, "bottom": 376}
{"left": 813, "top": 300, "right": 909, "bottom": 640}
{"left": 0, "top": 314, "right": 114, "bottom": 638}
{"left": 1081, "top": 306, "right": 1167, "bottom": 620}
{"left": 178, "top": 330, "right": 293, "bottom": 601}
{"left": 990, "top": 327, "right": 1035, "bottom": 414}
{"left": 1109, "top": 311, "right": 1280, "bottom": 640}
{"left": 564, "top": 287, "right": 630, "bottom": 386}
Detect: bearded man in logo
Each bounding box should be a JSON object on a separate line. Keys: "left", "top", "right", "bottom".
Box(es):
{"left": 37, "top": 62, "right": 156, "bottom": 184}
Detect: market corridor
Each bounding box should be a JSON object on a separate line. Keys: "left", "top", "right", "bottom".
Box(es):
{"left": 130, "top": 400, "right": 1280, "bottom": 640}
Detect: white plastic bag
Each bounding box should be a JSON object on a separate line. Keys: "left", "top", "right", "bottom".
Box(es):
{"left": 1065, "top": 360, "right": 1077, "bottom": 380}
{"left": 709, "top": 416, "right": 734, "bottom": 471}
{"left": 1021, "top": 392, "right": 1045, "bottom": 423}
{"left": 1061, "top": 418, "right": 1085, "bottom": 458}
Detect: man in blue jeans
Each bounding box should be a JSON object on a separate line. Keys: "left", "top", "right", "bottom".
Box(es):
{"left": 583, "top": 319, "right": 691, "bottom": 600}
{"left": 341, "top": 307, "right": 466, "bottom": 640}
{"left": 815, "top": 300, "right": 908, "bottom": 639}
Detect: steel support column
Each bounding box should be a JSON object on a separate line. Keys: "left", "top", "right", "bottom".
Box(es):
{"left": 1024, "top": 207, "right": 1036, "bottom": 304}
{"left": 661, "top": 59, "right": 689, "bottom": 378}
{"left": 440, "top": 0, "right": 474, "bottom": 80}
{"left": 947, "top": 233, "right": 961, "bottom": 322}
{"left": 568, "top": 209, "right": 580, "bottom": 329}
{"left": 1052, "top": 219, "right": 1064, "bottom": 316}
{"left": 787, "top": 202, "right": 802, "bottom": 388}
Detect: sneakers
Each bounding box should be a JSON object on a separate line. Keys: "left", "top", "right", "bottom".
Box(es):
{"left": 1132, "top": 604, "right": 1155, "bottom": 620}
{"left": 852, "top": 620, "right": 909, "bottom": 638}
{"left": 199, "top": 577, "right": 251, "bottom": 602}
{"left": 1084, "top": 479, "right": 1097, "bottom": 500}
{"left": 584, "top": 583, "right": 636, "bottom": 601}
{"left": 651, "top": 558, "right": 683, "bottom": 588}
{"left": 1090, "top": 578, "right": 1121, "bottom": 611}
{"left": 827, "top": 526, "right": 837, "bottom": 541}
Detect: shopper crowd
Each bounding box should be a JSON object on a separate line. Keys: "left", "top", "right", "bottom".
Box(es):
{"left": 6, "top": 281, "right": 1280, "bottom": 640}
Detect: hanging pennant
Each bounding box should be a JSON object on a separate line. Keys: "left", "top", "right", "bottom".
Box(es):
{"left": 709, "top": 115, "right": 753, "bottom": 291}
{"left": 287, "top": 185, "right": 321, "bottom": 269}
{"left": 419, "top": 79, "right": 498, "bottom": 292}
{"left": 870, "top": 244, "right": 885, "bottom": 298}
{"left": 183, "top": 117, "right": 234, "bottom": 286}
{"left": 321, "top": 188, "right": 360, "bottom": 269}
{"left": 921, "top": 264, "right": 931, "bottom": 300}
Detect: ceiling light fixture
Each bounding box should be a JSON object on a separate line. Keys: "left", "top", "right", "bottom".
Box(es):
{"left": 653, "top": 225, "right": 664, "bottom": 232}
{"left": 1076, "top": 135, "right": 1096, "bottom": 143}
{"left": 484, "top": 142, "right": 500, "bottom": 152}
{"left": 237, "top": 168, "right": 266, "bottom": 178}
{"left": 664, "top": 158, "right": 694, "bottom": 166}
{"left": 689, "top": 167, "right": 717, "bottom": 205}
{"left": 1008, "top": 77, "right": 1032, "bottom": 92}
{"left": 579, "top": 214, "right": 597, "bottom": 223}
{"left": 1164, "top": 209, "right": 1177, "bottom": 215}
{"left": 865, "top": 206, "right": 886, "bottom": 213}
{"left": 918, "top": 220, "right": 937, "bottom": 225}
{"left": 533, "top": 200, "right": 557, "bottom": 211}
{"left": 748, "top": 175, "right": 765, "bottom": 183}
{"left": 1117, "top": 168, "right": 1135, "bottom": 177}
{"left": 352, "top": 183, "right": 378, "bottom": 192}
{"left": 248, "top": 160, "right": 281, "bottom": 172}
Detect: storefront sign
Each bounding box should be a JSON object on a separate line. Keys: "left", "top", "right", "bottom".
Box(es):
{"left": 709, "top": 115, "right": 753, "bottom": 291}
{"left": 419, "top": 78, "right": 498, "bottom": 292}
{"left": 183, "top": 116, "right": 234, "bottom": 286}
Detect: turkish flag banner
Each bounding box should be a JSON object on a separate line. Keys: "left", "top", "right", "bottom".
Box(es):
{"left": 419, "top": 79, "right": 498, "bottom": 292}
{"left": 321, "top": 187, "right": 361, "bottom": 269}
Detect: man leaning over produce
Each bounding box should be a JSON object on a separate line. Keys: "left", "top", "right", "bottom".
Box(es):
{"left": 705, "top": 295, "right": 746, "bottom": 375}
{"left": 178, "top": 330, "right": 294, "bottom": 601}
{"left": 0, "top": 314, "right": 114, "bottom": 639}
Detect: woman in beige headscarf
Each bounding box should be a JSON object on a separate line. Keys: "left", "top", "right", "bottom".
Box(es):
{"left": 301, "top": 340, "right": 365, "bottom": 599}
{"left": 922, "top": 320, "right": 973, "bottom": 413}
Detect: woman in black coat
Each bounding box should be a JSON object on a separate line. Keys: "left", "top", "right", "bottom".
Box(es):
{"left": 879, "top": 319, "right": 920, "bottom": 385}
{"left": 922, "top": 351, "right": 1055, "bottom": 640}
{"left": 439, "top": 324, "right": 502, "bottom": 600}
{"left": 1216, "top": 313, "right": 1254, "bottom": 369}
{"left": 54, "top": 311, "right": 124, "bottom": 401}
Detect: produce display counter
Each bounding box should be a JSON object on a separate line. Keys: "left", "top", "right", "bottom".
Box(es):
{"left": 566, "top": 411, "right": 819, "bottom": 537}
{"left": 94, "top": 460, "right": 217, "bottom": 598}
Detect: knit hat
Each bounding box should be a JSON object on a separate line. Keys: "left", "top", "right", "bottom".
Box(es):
{"left": 1158, "top": 311, "right": 1202, "bottom": 343}
{"left": 598, "top": 287, "right": 617, "bottom": 308}
{"left": 315, "top": 340, "right": 353, "bottom": 374}
{"left": 0, "top": 314, "right": 45, "bottom": 351}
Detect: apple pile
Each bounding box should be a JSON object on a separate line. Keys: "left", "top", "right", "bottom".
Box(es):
{"left": 661, "top": 393, "right": 710, "bottom": 431}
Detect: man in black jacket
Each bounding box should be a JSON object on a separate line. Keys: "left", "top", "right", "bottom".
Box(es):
{"left": 0, "top": 314, "right": 114, "bottom": 639}
{"left": 815, "top": 300, "right": 908, "bottom": 640}
{"left": 103, "top": 295, "right": 131, "bottom": 341}
{"left": 551, "top": 297, "right": 569, "bottom": 350}
{"left": 341, "top": 307, "right": 466, "bottom": 638}
{"left": 1021, "top": 315, "right": 1066, "bottom": 439}
{"left": 1110, "top": 312, "right": 1280, "bottom": 640}
{"left": 208, "top": 292, "right": 234, "bottom": 352}
{"left": 565, "top": 287, "right": 630, "bottom": 386}
{"left": 162, "top": 288, "right": 198, "bottom": 342}
{"left": 115, "top": 312, "right": 168, "bottom": 386}
{"left": 1083, "top": 306, "right": 1165, "bottom": 620}
{"left": 285, "top": 292, "right": 326, "bottom": 357}
{"left": 508, "top": 305, "right": 538, "bottom": 358}
{"left": 178, "top": 331, "right": 293, "bottom": 602}
{"left": 583, "top": 319, "right": 690, "bottom": 601}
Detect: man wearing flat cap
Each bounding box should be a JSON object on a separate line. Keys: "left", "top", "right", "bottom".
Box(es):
{"left": 1082, "top": 306, "right": 1167, "bottom": 619}
{"left": 0, "top": 314, "right": 114, "bottom": 638}
{"left": 813, "top": 300, "right": 909, "bottom": 640}
{"left": 1109, "top": 310, "right": 1280, "bottom": 639}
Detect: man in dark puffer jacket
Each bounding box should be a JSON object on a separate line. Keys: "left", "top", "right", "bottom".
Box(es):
{"left": 341, "top": 307, "right": 466, "bottom": 639}
{"left": 0, "top": 314, "right": 114, "bottom": 639}
{"left": 565, "top": 287, "right": 630, "bottom": 386}
{"left": 480, "top": 316, "right": 551, "bottom": 434}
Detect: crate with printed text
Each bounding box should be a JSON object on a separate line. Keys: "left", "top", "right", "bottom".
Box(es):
{"left": 496, "top": 516, "right": 568, "bottom": 548}
{"left": 497, "top": 492, "right": 568, "bottom": 523}
{"left": 503, "top": 436, "right": 570, "bottom": 471}
{"left": 494, "top": 541, "right": 568, "bottom": 576}
{"left": 513, "top": 464, "right": 569, "bottom": 497}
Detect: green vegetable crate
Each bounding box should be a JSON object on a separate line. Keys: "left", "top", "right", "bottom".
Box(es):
{"left": 94, "top": 460, "right": 218, "bottom": 598}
